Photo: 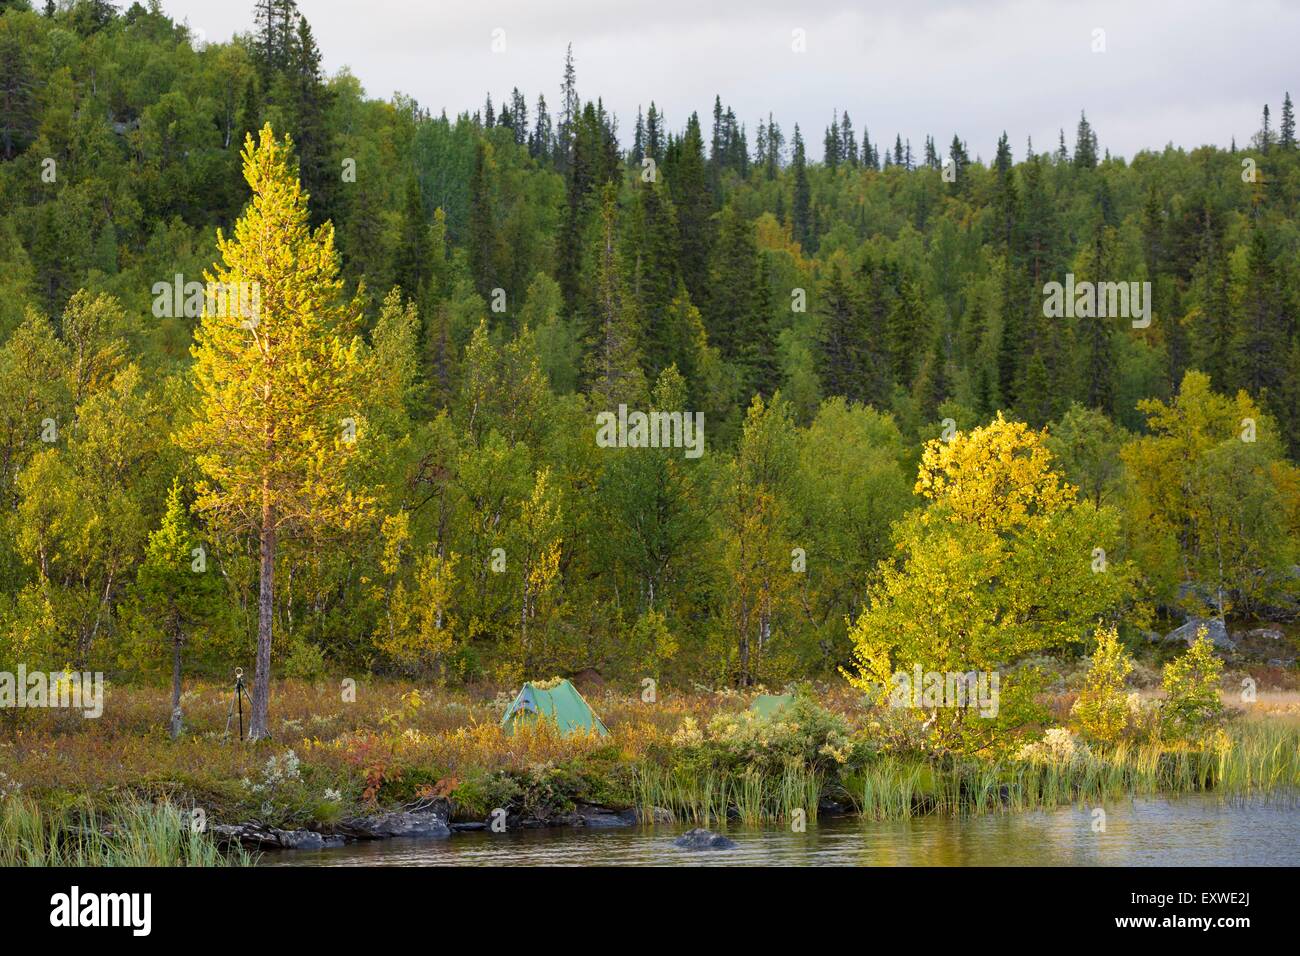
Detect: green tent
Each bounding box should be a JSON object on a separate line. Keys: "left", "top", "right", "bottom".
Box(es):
{"left": 501, "top": 679, "right": 609, "bottom": 736}
{"left": 749, "top": 694, "right": 795, "bottom": 719}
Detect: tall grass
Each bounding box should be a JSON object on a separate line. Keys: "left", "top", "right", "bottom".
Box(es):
{"left": 0, "top": 795, "right": 254, "bottom": 866}
{"left": 632, "top": 764, "right": 823, "bottom": 827}
{"left": 843, "top": 722, "right": 1299, "bottom": 822}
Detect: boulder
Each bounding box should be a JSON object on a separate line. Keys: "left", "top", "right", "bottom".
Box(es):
{"left": 1162, "top": 617, "right": 1234, "bottom": 651}
{"left": 673, "top": 827, "right": 737, "bottom": 850}
{"left": 571, "top": 804, "right": 638, "bottom": 828}
{"left": 211, "top": 823, "right": 343, "bottom": 851}
{"left": 340, "top": 807, "right": 451, "bottom": 840}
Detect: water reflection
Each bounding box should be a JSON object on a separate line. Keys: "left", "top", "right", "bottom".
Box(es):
{"left": 263, "top": 793, "right": 1299, "bottom": 867}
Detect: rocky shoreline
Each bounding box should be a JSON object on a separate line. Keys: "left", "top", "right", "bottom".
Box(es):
{"left": 213, "top": 798, "right": 851, "bottom": 853}
{"left": 211, "top": 799, "right": 678, "bottom": 853}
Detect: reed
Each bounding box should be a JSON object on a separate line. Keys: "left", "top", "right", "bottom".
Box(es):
{"left": 0, "top": 795, "right": 254, "bottom": 867}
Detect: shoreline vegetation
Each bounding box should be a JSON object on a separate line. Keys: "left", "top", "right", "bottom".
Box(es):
{"left": 2, "top": 670, "right": 1297, "bottom": 866}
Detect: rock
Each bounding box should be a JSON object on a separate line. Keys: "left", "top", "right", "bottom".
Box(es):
{"left": 572, "top": 804, "right": 637, "bottom": 828}
{"left": 212, "top": 823, "right": 343, "bottom": 851}
{"left": 341, "top": 808, "right": 451, "bottom": 840}
{"left": 673, "top": 827, "right": 737, "bottom": 850}
{"left": 274, "top": 829, "right": 345, "bottom": 850}
{"left": 1162, "top": 616, "right": 1235, "bottom": 651}
{"left": 340, "top": 798, "right": 451, "bottom": 840}
{"left": 1241, "top": 627, "right": 1285, "bottom": 642}
{"left": 212, "top": 822, "right": 282, "bottom": 849}
{"left": 450, "top": 821, "right": 487, "bottom": 832}
{"left": 1267, "top": 659, "right": 1296, "bottom": 668}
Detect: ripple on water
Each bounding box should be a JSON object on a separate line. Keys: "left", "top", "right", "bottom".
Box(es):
{"left": 261, "top": 792, "right": 1300, "bottom": 867}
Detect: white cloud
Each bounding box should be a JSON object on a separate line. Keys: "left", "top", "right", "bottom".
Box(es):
{"left": 166, "top": 0, "right": 1296, "bottom": 160}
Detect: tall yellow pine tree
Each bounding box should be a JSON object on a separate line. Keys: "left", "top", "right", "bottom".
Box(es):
{"left": 178, "top": 125, "right": 371, "bottom": 738}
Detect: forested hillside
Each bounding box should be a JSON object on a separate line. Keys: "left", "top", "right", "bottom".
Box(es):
{"left": 1, "top": 0, "right": 1298, "bottom": 691}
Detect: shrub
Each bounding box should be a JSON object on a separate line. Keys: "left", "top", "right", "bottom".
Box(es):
{"left": 1071, "top": 624, "right": 1134, "bottom": 745}
{"left": 283, "top": 638, "right": 327, "bottom": 681}
{"left": 1161, "top": 629, "right": 1225, "bottom": 739}
{"left": 689, "top": 695, "right": 854, "bottom": 776}
{"left": 1014, "top": 727, "right": 1091, "bottom": 767}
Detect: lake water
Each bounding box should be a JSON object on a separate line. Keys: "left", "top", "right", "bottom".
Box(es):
{"left": 263, "top": 793, "right": 1299, "bottom": 866}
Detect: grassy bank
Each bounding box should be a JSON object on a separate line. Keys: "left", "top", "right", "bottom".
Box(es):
{"left": 3, "top": 675, "right": 1298, "bottom": 860}
{"left": 0, "top": 796, "right": 254, "bottom": 866}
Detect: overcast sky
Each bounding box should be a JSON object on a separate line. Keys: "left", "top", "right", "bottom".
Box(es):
{"left": 164, "top": 0, "right": 1296, "bottom": 162}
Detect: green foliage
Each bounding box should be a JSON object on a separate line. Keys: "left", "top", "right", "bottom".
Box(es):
{"left": 1161, "top": 629, "right": 1225, "bottom": 739}
{"left": 0, "top": 4, "right": 1296, "bottom": 711}
{"left": 1070, "top": 624, "right": 1135, "bottom": 745}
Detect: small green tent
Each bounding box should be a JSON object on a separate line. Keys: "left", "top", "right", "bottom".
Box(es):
{"left": 501, "top": 679, "right": 609, "bottom": 736}
{"left": 749, "top": 694, "right": 794, "bottom": 719}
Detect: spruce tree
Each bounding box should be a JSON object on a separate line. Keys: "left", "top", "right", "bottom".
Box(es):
{"left": 707, "top": 202, "right": 759, "bottom": 363}
{"left": 584, "top": 184, "right": 646, "bottom": 407}
{"left": 1073, "top": 111, "right": 1098, "bottom": 169}
{"left": 669, "top": 113, "right": 714, "bottom": 305}
{"left": 1281, "top": 92, "right": 1296, "bottom": 149}
{"left": 790, "top": 125, "right": 812, "bottom": 249}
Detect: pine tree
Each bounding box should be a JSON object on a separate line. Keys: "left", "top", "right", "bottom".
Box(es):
{"left": 179, "top": 126, "right": 371, "bottom": 739}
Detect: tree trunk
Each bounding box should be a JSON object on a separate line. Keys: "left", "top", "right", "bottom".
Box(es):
{"left": 250, "top": 493, "right": 275, "bottom": 740}
{"left": 169, "top": 633, "right": 183, "bottom": 740}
